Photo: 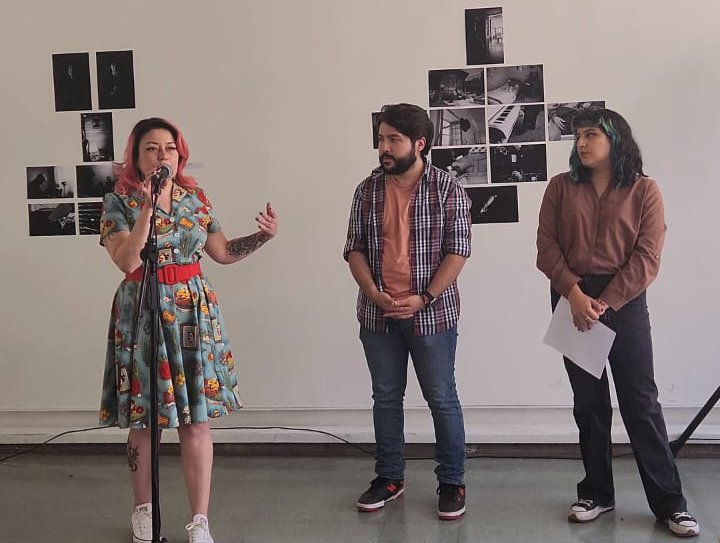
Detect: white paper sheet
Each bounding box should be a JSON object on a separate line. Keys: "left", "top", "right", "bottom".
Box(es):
{"left": 542, "top": 298, "right": 616, "bottom": 379}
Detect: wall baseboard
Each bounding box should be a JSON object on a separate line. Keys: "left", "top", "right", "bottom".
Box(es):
{"left": 1, "top": 406, "right": 718, "bottom": 445}
{"left": 2, "top": 442, "right": 720, "bottom": 459}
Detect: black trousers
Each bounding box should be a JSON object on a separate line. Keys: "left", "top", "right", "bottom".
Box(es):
{"left": 551, "top": 275, "right": 686, "bottom": 519}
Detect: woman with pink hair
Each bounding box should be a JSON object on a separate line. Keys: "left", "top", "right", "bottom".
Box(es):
{"left": 99, "top": 117, "right": 278, "bottom": 543}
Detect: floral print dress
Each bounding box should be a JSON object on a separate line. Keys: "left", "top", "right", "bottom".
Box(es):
{"left": 99, "top": 184, "right": 241, "bottom": 429}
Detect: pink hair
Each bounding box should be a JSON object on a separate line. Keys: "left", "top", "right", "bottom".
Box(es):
{"left": 113, "top": 117, "right": 197, "bottom": 195}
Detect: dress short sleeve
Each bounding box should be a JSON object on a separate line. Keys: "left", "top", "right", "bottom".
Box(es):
{"left": 99, "top": 192, "right": 130, "bottom": 246}
{"left": 196, "top": 189, "right": 222, "bottom": 233}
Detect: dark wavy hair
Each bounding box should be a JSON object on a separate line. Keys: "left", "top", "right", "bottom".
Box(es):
{"left": 378, "top": 103, "right": 434, "bottom": 156}
{"left": 569, "top": 108, "right": 645, "bottom": 187}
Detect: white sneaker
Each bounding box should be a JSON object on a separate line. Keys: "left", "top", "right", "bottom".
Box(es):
{"left": 666, "top": 511, "right": 700, "bottom": 537}
{"left": 568, "top": 498, "right": 614, "bottom": 523}
{"left": 131, "top": 503, "right": 152, "bottom": 543}
{"left": 185, "top": 514, "right": 214, "bottom": 543}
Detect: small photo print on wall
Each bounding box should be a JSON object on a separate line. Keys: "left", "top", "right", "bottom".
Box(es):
{"left": 465, "top": 7, "right": 504, "bottom": 65}
{"left": 486, "top": 65, "right": 544, "bottom": 104}
{"left": 78, "top": 201, "right": 104, "bottom": 235}
{"left": 28, "top": 203, "right": 76, "bottom": 236}
{"left": 97, "top": 50, "right": 136, "bottom": 110}
{"left": 429, "top": 69, "right": 485, "bottom": 107}
{"left": 430, "top": 108, "right": 486, "bottom": 147}
{"left": 81, "top": 113, "right": 114, "bottom": 162}
{"left": 371, "top": 111, "right": 381, "bottom": 149}
{"left": 488, "top": 104, "right": 546, "bottom": 144}
{"left": 490, "top": 144, "right": 547, "bottom": 183}
{"left": 547, "top": 101, "right": 606, "bottom": 140}
{"left": 466, "top": 185, "right": 518, "bottom": 224}
{"left": 431, "top": 146, "right": 488, "bottom": 185}
{"left": 77, "top": 163, "right": 116, "bottom": 197}
{"left": 26, "top": 166, "right": 75, "bottom": 199}
{"left": 52, "top": 52, "right": 91, "bottom": 112}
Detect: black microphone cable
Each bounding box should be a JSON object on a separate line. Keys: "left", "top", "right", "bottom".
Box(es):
{"left": 3, "top": 426, "right": 716, "bottom": 464}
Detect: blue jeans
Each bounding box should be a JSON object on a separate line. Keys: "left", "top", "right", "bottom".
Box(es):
{"left": 360, "top": 319, "right": 465, "bottom": 485}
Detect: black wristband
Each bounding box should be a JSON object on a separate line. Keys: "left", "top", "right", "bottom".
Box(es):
{"left": 421, "top": 289, "right": 437, "bottom": 306}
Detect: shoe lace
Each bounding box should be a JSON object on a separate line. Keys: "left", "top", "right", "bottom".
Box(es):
{"left": 576, "top": 498, "right": 594, "bottom": 507}
{"left": 132, "top": 510, "right": 152, "bottom": 538}
{"left": 437, "top": 483, "right": 464, "bottom": 499}
{"left": 670, "top": 512, "right": 696, "bottom": 523}
{"left": 185, "top": 518, "right": 210, "bottom": 543}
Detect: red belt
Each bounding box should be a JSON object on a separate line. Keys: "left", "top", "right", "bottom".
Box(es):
{"left": 125, "top": 262, "right": 202, "bottom": 285}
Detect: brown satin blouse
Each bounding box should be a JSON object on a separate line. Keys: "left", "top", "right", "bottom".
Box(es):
{"left": 536, "top": 172, "right": 666, "bottom": 310}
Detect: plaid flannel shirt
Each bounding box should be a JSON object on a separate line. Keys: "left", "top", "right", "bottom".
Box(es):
{"left": 343, "top": 161, "right": 472, "bottom": 335}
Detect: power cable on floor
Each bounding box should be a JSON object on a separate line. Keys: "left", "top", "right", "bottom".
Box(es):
{"left": 2, "top": 425, "right": 716, "bottom": 464}
{"left": 211, "top": 426, "right": 376, "bottom": 456}
{"left": 0, "top": 426, "right": 107, "bottom": 463}
{"left": 0, "top": 425, "right": 377, "bottom": 464}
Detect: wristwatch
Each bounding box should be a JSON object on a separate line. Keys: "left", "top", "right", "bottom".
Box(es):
{"left": 420, "top": 289, "right": 438, "bottom": 307}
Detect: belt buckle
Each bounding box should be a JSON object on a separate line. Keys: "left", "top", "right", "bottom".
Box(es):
{"left": 164, "top": 265, "right": 178, "bottom": 285}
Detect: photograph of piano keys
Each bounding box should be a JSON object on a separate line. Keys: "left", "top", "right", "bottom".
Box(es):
{"left": 488, "top": 104, "right": 546, "bottom": 144}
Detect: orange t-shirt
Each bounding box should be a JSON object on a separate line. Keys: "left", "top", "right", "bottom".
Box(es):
{"left": 382, "top": 178, "right": 416, "bottom": 298}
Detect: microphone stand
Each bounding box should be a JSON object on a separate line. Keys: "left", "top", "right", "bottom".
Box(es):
{"left": 670, "top": 385, "right": 720, "bottom": 456}
{"left": 131, "top": 176, "right": 167, "bottom": 543}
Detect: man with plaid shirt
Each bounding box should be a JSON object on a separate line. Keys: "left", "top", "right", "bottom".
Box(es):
{"left": 344, "top": 103, "right": 471, "bottom": 520}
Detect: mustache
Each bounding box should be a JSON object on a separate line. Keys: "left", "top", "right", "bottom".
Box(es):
{"left": 380, "top": 153, "right": 395, "bottom": 161}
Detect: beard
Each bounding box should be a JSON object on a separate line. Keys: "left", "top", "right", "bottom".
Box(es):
{"left": 379, "top": 148, "right": 417, "bottom": 175}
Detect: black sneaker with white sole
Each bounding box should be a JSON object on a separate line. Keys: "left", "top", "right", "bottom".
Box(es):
{"left": 356, "top": 477, "right": 404, "bottom": 512}
{"left": 567, "top": 498, "right": 615, "bottom": 523}
{"left": 666, "top": 511, "right": 700, "bottom": 537}
{"left": 437, "top": 483, "right": 466, "bottom": 520}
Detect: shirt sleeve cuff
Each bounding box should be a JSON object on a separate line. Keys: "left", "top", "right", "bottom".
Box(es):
{"left": 555, "top": 271, "right": 581, "bottom": 299}
{"left": 598, "top": 289, "right": 624, "bottom": 311}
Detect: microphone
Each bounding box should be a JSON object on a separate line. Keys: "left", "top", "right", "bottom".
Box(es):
{"left": 150, "top": 163, "right": 173, "bottom": 193}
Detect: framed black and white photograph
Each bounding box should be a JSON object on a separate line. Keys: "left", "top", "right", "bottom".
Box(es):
{"left": 77, "top": 163, "right": 116, "bottom": 198}
{"left": 52, "top": 52, "right": 92, "bottom": 112}
{"left": 465, "top": 7, "right": 504, "bottom": 65}
{"left": 466, "top": 185, "right": 518, "bottom": 224}
{"left": 28, "top": 203, "right": 76, "bottom": 236}
{"left": 429, "top": 107, "right": 486, "bottom": 147}
{"left": 26, "top": 166, "right": 75, "bottom": 199}
{"left": 490, "top": 144, "right": 547, "bottom": 183}
{"left": 431, "top": 146, "right": 488, "bottom": 185}
{"left": 371, "top": 111, "right": 381, "bottom": 149}
{"left": 486, "top": 65, "right": 544, "bottom": 104}
{"left": 81, "top": 113, "right": 114, "bottom": 162}
{"left": 97, "top": 50, "right": 136, "bottom": 110}
{"left": 547, "top": 101, "right": 606, "bottom": 140}
{"left": 428, "top": 69, "right": 485, "bottom": 108}
{"left": 488, "top": 104, "right": 546, "bottom": 144}
{"left": 78, "top": 201, "right": 104, "bottom": 235}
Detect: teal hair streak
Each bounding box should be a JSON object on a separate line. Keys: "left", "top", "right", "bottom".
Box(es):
{"left": 569, "top": 115, "right": 626, "bottom": 186}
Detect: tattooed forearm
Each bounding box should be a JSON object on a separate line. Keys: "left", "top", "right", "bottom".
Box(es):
{"left": 127, "top": 440, "right": 139, "bottom": 472}
{"left": 227, "top": 231, "right": 271, "bottom": 259}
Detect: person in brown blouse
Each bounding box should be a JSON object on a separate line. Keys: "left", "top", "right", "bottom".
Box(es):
{"left": 536, "top": 108, "right": 699, "bottom": 538}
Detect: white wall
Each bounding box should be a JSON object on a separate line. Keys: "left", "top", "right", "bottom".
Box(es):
{"left": 1, "top": 0, "right": 718, "bottom": 443}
